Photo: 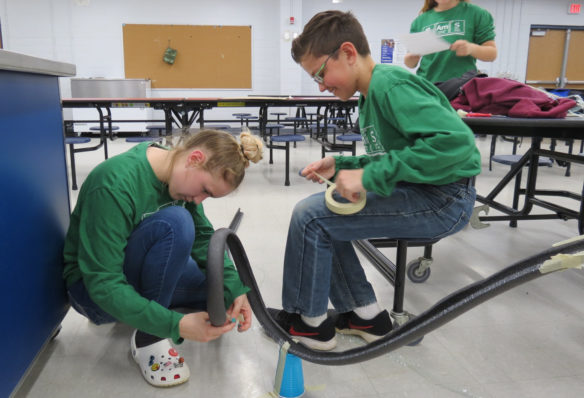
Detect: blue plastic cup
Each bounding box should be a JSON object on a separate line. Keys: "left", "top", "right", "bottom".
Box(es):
{"left": 279, "top": 353, "right": 305, "bottom": 398}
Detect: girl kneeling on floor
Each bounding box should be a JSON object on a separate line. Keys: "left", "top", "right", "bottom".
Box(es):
{"left": 63, "top": 129, "right": 262, "bottom": 387}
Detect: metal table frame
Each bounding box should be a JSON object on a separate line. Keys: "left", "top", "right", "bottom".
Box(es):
{"left": 463, "top": 116, "right": 584, "bottom": 233}
{"left": 62, "top": 96, "right": 357, "bottom": 138}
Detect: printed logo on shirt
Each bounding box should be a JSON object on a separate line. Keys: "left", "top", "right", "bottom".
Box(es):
{"left": 424, "top": 20, "right": 466, "bottom": 37}
{"left": 361, "top": 124, "right": 386, "bottom": 156}
{"left": 141, "top": 200, "right": 186, "bottom": 220}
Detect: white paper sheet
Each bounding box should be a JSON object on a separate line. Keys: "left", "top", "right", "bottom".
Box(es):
{"left": 398, "top": 30, "right": 451, "bottom": 55}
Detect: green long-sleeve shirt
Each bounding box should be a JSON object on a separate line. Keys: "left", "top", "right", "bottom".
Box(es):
{"left": 335, "top": 64, "right": 481, "bottom": 196}
{"left": 410, "top": 2, "right": 496, "bottom": 83}
{"left": 63, "top": 142, "right": 249, "bottom": 343}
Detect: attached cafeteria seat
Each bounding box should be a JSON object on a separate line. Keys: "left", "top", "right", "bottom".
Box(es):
{"left": 145, "top": 124, "right": 167, "bottom": 136}
{"left": 284, "top": 116, "right": 308, "bottom": 134}
{"left": 270, "top": 112, "right": 287, "bottom": 123}
{"left": 89, "top": 124, "right": 119, "bottom": 159}
{"left": 336, "top": 133, "right": 362, "bottom": 156}
{"left": 233, "top": 113, "right": 258, "bottom": 128}
{"left": 203, "top": 124, "right": 231, "bottom": 130}
{"left": 269, "top": 134, "right": 306, "bottom": 186}
{"left": 65, "top": 136, "right": 91, "bottom": 190}
{"left": 263, "top": 123, "right": 285, "bottom": 141}
{"left": 126, "top": 136, "right": 163, "bottom": 143}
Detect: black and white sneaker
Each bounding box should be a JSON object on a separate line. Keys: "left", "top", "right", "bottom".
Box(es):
{"left": 335, "top": 310, "right": 392, "bottom": 343}
{"left": 268, "top": 308, "right": 337, "bottom": 351}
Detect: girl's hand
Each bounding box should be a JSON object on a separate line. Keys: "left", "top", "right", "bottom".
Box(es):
{"left": 226, "top": 294, "right": 253, "bottom": 332}
{"left": 404, "top": 53, "right": 421, "bottom": 68}
{"left": 178, "top": 312, "right": 236, "bottom": 342}
{"left": 450, "top": 40, "right": 475, "bottom": 57}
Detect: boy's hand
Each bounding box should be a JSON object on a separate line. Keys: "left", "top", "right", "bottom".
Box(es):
{"left": 334, "top": 169, "right": 365, "bottom": 203}
{"left": 301, "top": 157, "right": 336, "bottom": 183}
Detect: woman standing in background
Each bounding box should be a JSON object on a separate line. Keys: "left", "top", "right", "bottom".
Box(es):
{"left": 404, "top": 0, "right": 497, "bottom": 83}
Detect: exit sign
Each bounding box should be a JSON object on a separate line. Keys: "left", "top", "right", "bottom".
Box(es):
{"left": 569, "top": 2, "right": 581, "bottom": 14}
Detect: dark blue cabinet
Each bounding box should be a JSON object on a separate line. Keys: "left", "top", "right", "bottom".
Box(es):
{"left": 0, "top": 51, "right": 75, "bottom": 397}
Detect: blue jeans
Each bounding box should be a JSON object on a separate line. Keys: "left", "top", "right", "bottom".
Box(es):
{"left": 282, "top": 181, "right": 476, "bottom": 317}
{"left": 68, "top": 206, "right": 207, "bottom": 325}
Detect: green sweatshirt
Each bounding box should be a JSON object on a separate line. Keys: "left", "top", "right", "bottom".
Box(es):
{"left": 63, "top": 142, "right": 249, "bottom": 343}
{"left": 335, "top": 64, "right": 481, "bottom": 196}
{"left": 410, "top": 2, "right": 496, "bottom": 83}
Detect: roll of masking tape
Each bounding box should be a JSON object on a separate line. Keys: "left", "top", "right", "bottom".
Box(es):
{"left": 324, "top": 183, "right": 366, "bottom": 215}
{"left": 308, "top": 171, "right": 366, "bottom": 215}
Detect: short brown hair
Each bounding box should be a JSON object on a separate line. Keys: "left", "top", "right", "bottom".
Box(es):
{"left": 291, "top": 10, "right": 370, "bottom": 63}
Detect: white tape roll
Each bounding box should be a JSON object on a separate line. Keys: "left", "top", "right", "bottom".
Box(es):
{"left": 325, "top": 184, "right": 367, "bottom": 215}
{"left": 309, "top": 170, "right": 367, "bottom": 215}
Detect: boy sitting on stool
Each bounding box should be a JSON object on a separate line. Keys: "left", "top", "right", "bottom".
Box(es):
{"left": 269, "top": 10, "right": 480, "bottom": 351}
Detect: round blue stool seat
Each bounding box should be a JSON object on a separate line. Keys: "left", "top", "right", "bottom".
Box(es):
{"left": 90, "top": 125, "right": 119, "bottom": 131}
{"left": 270, "top": 112, "right": 288, "bottom": 123}
{"left": 126, "top": 136, "right": 163, "bottom": 143}
{"left": 204, "top": 124, "right": 231, "bottom": 130}
{"left": 308, "top": 123, "right": 337, "bottom": 131}
{"left": 491, "top": 154, "right": 553, "bottom": 166}
{"left": 65, "top": 137, "right": 91, "bottom": 144}
{"left": 146, "top": 124, "right": 166, "bottom": 134}
{"left": 284, "top": 117, "right": 307, "bottom": 122}
{"left": 337, "top": 133, "right": 362, "bottom": 142}
{"left": 271, "top": 134, "right": 305, "bottom": 143}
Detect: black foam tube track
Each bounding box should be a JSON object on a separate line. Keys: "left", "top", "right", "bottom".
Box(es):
{"left": 207, "top": 228, "right": 584, "bottom": 365}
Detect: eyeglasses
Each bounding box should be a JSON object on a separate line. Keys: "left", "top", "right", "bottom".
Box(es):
{"left": 312, "top": 47, "right": 340, "bottom": 84}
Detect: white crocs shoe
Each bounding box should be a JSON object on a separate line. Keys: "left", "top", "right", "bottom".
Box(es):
{"left": 130, "top": 330, "right": 190, "bottom": 387}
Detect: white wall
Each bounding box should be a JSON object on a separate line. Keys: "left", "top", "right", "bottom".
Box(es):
{"left": 0, "top": 0, "right": 283, "bottom": 98}
{"left": 299, "top": 0, "right": 584, "bottom": 93}
{"left": 1, "top": 0, "right": 583, "bottom": 98}
{"left": 0, "top": 0, "right": 290, "bottom": 126}
{"left": 475, "top": 0, "right": 584, "bottom": 82}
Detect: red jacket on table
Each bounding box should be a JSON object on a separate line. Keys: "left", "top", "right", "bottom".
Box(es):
{"left": 450, "top": 77, "right": 576, "bottom": 118}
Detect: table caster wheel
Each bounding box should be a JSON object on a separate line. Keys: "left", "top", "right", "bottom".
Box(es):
{"left": 407, "top": 258, "right": 431, "bottom": 283}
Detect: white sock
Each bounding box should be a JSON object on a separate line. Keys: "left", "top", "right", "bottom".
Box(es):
{"left": 301, "top": 313, "right": 328, "bottom": 327}
{"left": 353, "top": 302, "right": 383, "bottom": 320}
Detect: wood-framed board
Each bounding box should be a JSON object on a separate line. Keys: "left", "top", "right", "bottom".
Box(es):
{"left": 123, "top": 24, "right": 251, "bottom": 89}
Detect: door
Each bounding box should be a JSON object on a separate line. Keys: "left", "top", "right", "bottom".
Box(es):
{"left": 525, "top": 25, "right": 584, "bottom": 89}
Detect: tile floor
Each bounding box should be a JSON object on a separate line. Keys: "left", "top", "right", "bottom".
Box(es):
{"left": 15, "top": 132, "right": 584, "bottom": 398}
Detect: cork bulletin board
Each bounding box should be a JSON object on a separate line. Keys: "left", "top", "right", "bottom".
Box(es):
{"left": 122, "top": 24, "right": 251, "bottom": 89}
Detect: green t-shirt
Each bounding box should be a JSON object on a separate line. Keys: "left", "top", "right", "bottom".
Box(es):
{"left": 410, "top": 2, "right": 495, "bottom": 83}
{"left": 335, "top": 64, "right": 481, "bottom": 196}
{"left": 63, "top": 142, "right": 249, "bottom": 343}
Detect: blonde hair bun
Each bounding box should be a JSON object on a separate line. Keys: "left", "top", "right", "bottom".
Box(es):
{"left": 239, "top": 130, "right": 263, "bottom": 166}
